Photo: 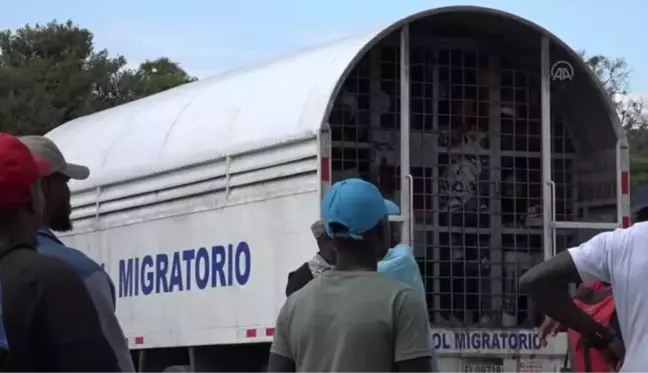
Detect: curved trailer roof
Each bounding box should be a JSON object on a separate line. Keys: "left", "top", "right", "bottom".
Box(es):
{"left": 47, "top": 6, "right": 624, "bottom": 192}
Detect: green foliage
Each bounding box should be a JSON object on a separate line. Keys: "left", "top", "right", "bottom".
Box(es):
{"left": 580, "top": 52, "right": 630, "bottom": 99}
{"left": 581, "top": 52, "right": 648, "bottom": 188}
{"left": 0, "top": 20, "right": 196, "bottom": 136}
{"left": 630, "top": 154, "right": 648, "bottom": 189}
{"left": 119, "top": 58, "right": 198, "bottom": 103}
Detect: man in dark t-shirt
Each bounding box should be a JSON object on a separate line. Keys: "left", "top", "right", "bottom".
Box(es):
{"left": 0, "top": 133, "right": 120, "bottom": 372}
{"left": 285, "top": 221, "right": 335, "bottom": 297}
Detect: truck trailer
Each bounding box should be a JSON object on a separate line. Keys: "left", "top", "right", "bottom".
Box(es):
{"left": 46, "top": 5, "right": 629, "bottom": 372}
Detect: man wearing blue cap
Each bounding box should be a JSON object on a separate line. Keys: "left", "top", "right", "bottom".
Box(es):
{"left": 268, "top": 178, "right": 432, "bottom": 372}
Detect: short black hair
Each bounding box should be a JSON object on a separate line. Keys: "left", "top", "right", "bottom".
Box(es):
{"left": 329, "top": 220, "right": 385, "bottom": 256}
{"left": 636, "top": 207, "right": 648, "bottom": 223}
{"left": 328, "top": 220, "right": 385, "bottom": 240}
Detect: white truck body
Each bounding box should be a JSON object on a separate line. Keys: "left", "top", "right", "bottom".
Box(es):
{"left": 47, "top": 5, "right": 628, "bottom": 372}
{"left": 61, "top": 139, "right": 320, "bottom": 348}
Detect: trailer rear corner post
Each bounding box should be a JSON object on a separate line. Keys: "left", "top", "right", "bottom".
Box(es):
{"left": 399, "top": 24, "right": 413, "bottom": 246}
{"left": 540, "top": 35, "right": 554, "bottom": 261}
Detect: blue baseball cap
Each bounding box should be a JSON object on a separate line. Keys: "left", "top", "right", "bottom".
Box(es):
{"left": 385, "top": 199, "right": 400, "bottom": 215}
{"left": 322, "top": 178, "right": 399, "bottom": 240}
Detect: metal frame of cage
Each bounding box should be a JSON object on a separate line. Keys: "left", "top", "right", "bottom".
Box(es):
{"left": 321, "top": 23, "right": 626, "bottom": 328}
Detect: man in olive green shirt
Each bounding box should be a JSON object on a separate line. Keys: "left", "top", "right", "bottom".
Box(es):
{"left": 268, "top": 179, "right": 431, "bottom": 372}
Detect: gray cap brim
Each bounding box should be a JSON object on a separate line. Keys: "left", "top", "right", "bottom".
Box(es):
{"left": 63, "top": 163, "right": 90, "bottom": 180}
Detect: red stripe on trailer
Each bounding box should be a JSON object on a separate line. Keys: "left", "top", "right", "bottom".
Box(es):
{"left": 623, "top": 216, "right": 631, "bottom": 228}
{"left": 134, "top": 336, "right": 144, "bottom": 345}
{"left": 320, "top": 157, "right": 330, "bottom": 182}
{"left": 266, "top": 328, "right": 275, "bottom": 337}
{"left": 621, "top": 171, "right": 630, "bottom": 195}
{"left": 246, "top": 328, "right": 257, "bottom": 338}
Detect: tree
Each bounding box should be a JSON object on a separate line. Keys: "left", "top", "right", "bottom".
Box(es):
{"left": 581, "top": 53, "right": 630, "bottom": 98}
{"left": 621, "top": 97, "right": 648, "bottom": 188}
{"left": 581, "top": 52, "right": 648, "bottom": 189}
{"left": 118, "top": 58, "right": 197, "bottom": 103}
{"left": 581, "top": 52, "right": 648, "bottom": 130}
{"left": 0, "top": 20, "right": 196, "bottom": 136}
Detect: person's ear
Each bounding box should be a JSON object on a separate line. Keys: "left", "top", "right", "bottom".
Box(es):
{"left": 40, "top": 176, "right": 51, "bottom": 197}
{"left": 29, "top": 179, "right": 45, "bottom": 218}
{"left": 374, "top": 242, "right": 388, "bottom": 261}
{"left": 372, "top": 221, "right": 389, "bottom": 261}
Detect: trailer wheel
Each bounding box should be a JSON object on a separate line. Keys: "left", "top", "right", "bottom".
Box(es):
{"left": 163, "top": 365, "right": 191, "bottom": 372}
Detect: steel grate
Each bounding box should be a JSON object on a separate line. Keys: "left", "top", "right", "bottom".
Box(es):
{"left": 327, "top": 31, "right": 616, "bottom": 328}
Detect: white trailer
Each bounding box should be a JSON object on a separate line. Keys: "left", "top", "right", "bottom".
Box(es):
{"left": 47, "top": 5, "right": 629, "bottom": 372}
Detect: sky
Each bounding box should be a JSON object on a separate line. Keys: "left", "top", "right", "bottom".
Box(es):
{"left": 1, "top": 0, "right": 646, "bottom": 95}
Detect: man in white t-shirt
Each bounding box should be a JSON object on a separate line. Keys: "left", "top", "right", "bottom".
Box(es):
{"left": 520, "top": 222, "right": 648, "bottom": 371}
{"left": 523, "top": 190, "right": 648, "bottom": 372}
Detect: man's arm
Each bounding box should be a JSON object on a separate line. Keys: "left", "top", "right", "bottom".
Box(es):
{"left": 394, "top": 289, "right": 432, "bottom": 372}
{"left": 38, "top": 260, "right": 121, "bottom": 372}
{"left": 268, "top": 301, "right": 296, "bottom": 372}
{"left": 520, "top": 252, "right": 613, "bottom": 341}
{"left": 520, "top": 229, "right": 625, "bottom": 345}
{"left": 285, "top": 263, "right": 313, "bottom": 297}
{"left": 268, "top": 353, "right": 296, "bottom": 372}
{"left": 84, "top": 271, "right": 136, "bottom": 371}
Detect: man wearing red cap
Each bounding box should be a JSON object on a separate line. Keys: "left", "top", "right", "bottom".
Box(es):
{"left": 0, "top": 132, "right": 121, "bottom": 371}
{"left": 19, "top": 135, "right": 134, "bottom": 372}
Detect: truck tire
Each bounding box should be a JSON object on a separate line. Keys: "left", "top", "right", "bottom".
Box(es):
{"left": 163, "top": 365, "right": 191, "bottom": 372}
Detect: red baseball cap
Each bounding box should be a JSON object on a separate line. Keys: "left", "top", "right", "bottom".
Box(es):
{"left": 0, "top": 133, "right": 50, "bottom": 208}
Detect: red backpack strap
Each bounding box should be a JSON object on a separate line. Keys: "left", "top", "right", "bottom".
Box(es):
{"left": 583, "top": 346, "right": 592, "bottom": 372}
{"left": 573, "top": 284, "right": 613, "bottom": 305}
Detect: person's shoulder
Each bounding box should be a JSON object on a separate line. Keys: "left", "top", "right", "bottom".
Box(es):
{"left": 390, "top": 286, "right": 427, "bottom": 317}
{"left": 287, "top": 272, "right": 320, "bottom": 300}
{"left": 350, "top": 271, "right": 417, "bottom": 301}
{"left": 626, "top": 221, "right": 648, "bottom": 240}
{"left": 617, "top": 223, "right": 648, "bottom": 262}
{"left": 286, "top": 270, "right": 339, "bottom": 307}
{"left": 32, "top": 253, "right": 82, "bottom": 282}
{"left": 372, "top": 271, "right": 414, "bottom": 290}
{"left": 392, "top": 284, "right": 424, "bottom": 301}
{"left": 323, "top": 270, "right": 411, "bottom": 288}
{"left": 7, "top": 251, "right": 81, "bottom": 297}
{"left": 37, "top": 230, "right": 102, "bottom": 278}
